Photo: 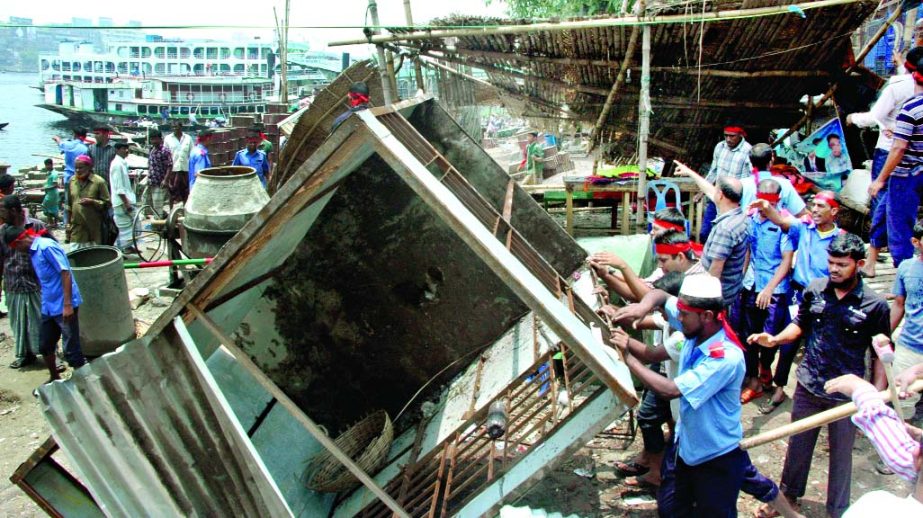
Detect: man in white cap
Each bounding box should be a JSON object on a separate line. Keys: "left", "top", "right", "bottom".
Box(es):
{"left": 611, "top": 274, "right": 748, "bottom": 515}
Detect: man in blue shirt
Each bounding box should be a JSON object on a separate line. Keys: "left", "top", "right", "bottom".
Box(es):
{"left": 611, "top": 274, "right": 748, "bottom": 516}
{"left": 232, "top": 130, "right": 270, "bottom": 188}
{"left": 890, "top": 217, "right": 923, "bottom": 423}
{"left": 3, "top": 225, "right": 85, "bottom": 384}
{"left": 52, "top": 128, "right": 88, "bottom": 227}
{"left": 741, "top": 179, "right": 796, "bottom": 412}
{"left": 748, "top": 233, "right": 889, "bottom": 518}
{"left": 738, "top": 144, "right": 808, "bottom": 217}
{"left": 188, "top": 129, "right": 213, "bottom": 189}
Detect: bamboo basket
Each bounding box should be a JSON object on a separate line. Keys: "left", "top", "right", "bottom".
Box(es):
{"left": 305, "top": 410, "right": 394, "bottom": 493}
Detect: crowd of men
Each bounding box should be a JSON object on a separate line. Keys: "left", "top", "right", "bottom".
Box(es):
{"left": 588, "top": 49, "right": 923, "bottom": 515}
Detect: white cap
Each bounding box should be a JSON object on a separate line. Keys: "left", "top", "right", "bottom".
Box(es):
{"left": 679, "top": 274, "right": 722, "bottom": 300}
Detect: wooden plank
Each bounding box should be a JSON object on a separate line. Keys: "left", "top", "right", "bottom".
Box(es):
{"left": 620, "top": 191, "right": 631, "bottom": 235}
{"left": 502, "top": 179, "right": 516, "bottom": 222}
{"left": 565, "top": 185, "right": 575, "bottom": 235}
{"left": 182, "top": 308, "right": 410, "bottom": 518}
{"left": 364, "top": 109, "right": 639, "bottom": 408}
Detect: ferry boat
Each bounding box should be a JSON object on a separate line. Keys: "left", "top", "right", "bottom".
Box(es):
{"left": 36, "top": 38, "right": 350, "bottom": 124}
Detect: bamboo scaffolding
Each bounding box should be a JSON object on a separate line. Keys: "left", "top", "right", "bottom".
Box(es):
{"left": 329, "top": 0, "right": 866, "bottom": 47}
{"left": 587, "top": 14, "right": 641, "bottom": 153}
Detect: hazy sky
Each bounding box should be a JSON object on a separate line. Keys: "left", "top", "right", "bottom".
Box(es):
{"left": 10, "top": 0, "right": 509, "bottom": 54}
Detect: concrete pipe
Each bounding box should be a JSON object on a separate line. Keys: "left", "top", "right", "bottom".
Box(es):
{"left": 183, "top": 166, "right": 270, "bottom": 258}
{"left": 66, "top": 246, "right": 136, "bottom": 356}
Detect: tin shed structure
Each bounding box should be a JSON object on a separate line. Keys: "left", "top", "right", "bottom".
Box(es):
{"left": 22, "top": 96, "right": 637, "bottom": 517}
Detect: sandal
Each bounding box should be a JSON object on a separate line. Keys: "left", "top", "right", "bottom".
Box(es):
{"left": 614, "top": 460, "right": 650, "bottom": 477}
{"left": 759, "top": 396, "right": 786, "bottom": 414}
{"left": 624, "top": 475, "right": 660, "bottom": 491}
{"left": 740, "top": 387, "right": 764, "bottom": 405}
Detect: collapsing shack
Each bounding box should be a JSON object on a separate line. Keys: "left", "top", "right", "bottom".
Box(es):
{"left": 14, "top": 96, "right": 638, "bottom": 516}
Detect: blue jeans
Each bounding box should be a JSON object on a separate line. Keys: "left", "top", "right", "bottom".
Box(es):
{"left": 886, "top": 174, "right": 923, "bottom": 267}
{"left": 39, "top": 310, "right": 85, "bottom": 368}
{"left": 700, "top": 200, "right": 718, "bottom": 242}
{"left": 869, "top": 148, "right": 889, "bottom": 248}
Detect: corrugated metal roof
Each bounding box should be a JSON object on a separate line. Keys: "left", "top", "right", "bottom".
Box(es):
{"left": 37, "top": 324, "right": 291, "bottom": 517}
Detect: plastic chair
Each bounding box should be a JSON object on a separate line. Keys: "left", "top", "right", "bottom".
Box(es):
{"left": 644, "top": 179, "right": 691, "bottom": 236}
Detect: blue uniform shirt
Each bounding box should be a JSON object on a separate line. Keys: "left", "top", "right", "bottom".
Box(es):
{"left": 740, "top": 171, "right": 806, "bottom": 216}
{"left": 893, "top": 258, "right": 923, "bottom": 353}
{"left": 188, "top": 143, "right": 211, "bottom": 189}
{"left": 232, "top": 149, "right": 269, "bottom": 188}
{"left": 665, "top": 298, "right": 746, "bottom": 466}
{"left": 29, "top": 236, "right": 82, "bottom": 316}
{"left": 743, "top": 212, "right": 793, "bottom": 294}
{"left": 59, "top": 138, "right": 88, "bottom": 186}
{"left": 788, "top": 217, "right": 839, "bottom": 288}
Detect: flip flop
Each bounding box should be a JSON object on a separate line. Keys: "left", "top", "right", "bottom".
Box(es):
{"left": 759, "top": 396, "right": 786, "bottom": 415}
{"left": 613, "top": 460, "right": 650, "bottom": 477}
{"left": 740, "top": 387, "right": 764, "bottom": 405}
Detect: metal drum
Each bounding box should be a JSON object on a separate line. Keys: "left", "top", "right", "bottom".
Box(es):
{"left": 66, "top": 246, "right": 135, "bottom": 356}
{"left": 183, "top": 166, "right": 270, "bottom": 258}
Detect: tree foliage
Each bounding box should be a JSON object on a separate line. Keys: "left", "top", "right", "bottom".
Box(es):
{"left": 485, "top": 0, "right": 631, "bottom": 19}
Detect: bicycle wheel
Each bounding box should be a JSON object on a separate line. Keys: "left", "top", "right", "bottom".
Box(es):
{"left": 131, "top": 204, "right": 165, "bottom": 263}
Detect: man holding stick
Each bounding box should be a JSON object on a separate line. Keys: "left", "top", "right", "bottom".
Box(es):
{"left": 748, "top": 233, "right": 890, "bottom": 518}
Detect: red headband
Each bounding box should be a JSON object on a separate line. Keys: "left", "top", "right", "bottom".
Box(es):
{"left": 756, "top": 192, "right": 781, "bottom": 204}
{"left": 348, "top": 92, "right": 370, "bottom": 107}
{"left": 653, "top": 219, "right": 685, "bottom": 232}
{"left": 813, "top": 192, "right": 839, "bottom": 209}
{"left": 724, "top": 126, "right": 747, "bottom": 137}
{"left": 655, "top": 242, "right": 692, "bottom": 255}
{"left": 676, "top": 299, "right": 744, "bottom": 350}
{"left": 9, "top": 228, "right": 39, "bottom": 248}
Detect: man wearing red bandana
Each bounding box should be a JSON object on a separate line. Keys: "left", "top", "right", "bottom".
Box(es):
{"left": 740, "top": 179, "right": 796, "bottom": 412}
{"left": 610, "top": 274, "right": 750, "bottom": 516}
{"left": 332, "top": 82, "right": 371, "bottom": 132}
{"left": 700, "top": 121, "right": 752, "bottom": 241}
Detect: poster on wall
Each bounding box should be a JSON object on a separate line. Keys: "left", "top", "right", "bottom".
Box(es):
{"left": 795, "top": 117, "right": 852, "bottom": 192}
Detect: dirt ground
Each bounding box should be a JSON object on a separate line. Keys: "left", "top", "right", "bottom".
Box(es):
{"left": 0, "top": 242, "right": 170, "bottom": 517}
{"left": 0, "top": 213, "right": 916, "bottom": 517}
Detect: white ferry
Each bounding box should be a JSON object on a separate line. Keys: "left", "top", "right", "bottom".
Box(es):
{"left": 36, "top": 38, "right": 349, "bottom": 124}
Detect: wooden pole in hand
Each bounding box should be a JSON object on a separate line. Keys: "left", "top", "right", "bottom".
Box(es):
{"left": 740, "top": 379, "right": 923, "bottom": 451}
{"left": 872, "top": 334, "right": 905, "bottom": 421}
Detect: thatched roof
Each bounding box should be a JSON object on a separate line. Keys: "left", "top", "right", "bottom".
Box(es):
{"left": 371, "top": 0, "right": 879, "bottom": 164}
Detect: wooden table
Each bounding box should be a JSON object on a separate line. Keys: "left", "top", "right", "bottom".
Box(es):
{"left": 555, "top": 176, "right": 702, "bottom": 236}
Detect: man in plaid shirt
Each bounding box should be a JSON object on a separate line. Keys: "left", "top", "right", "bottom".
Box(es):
{"left": 147, "top": 132, "right": 173, "bottom": 217}
{"left": 700, "top": 121, "right": 752, "bottom": 241}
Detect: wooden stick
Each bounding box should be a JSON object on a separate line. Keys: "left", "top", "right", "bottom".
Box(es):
{"left": 329, "top": 0, "right": 864, "bottom": 47}
{"left": 185, "top": 304, "right": 410, "bottom": 518}
{"left": 771, "top": 4, "right": 905, "bottom": 146}
{"left": 740, "top": 379, "right": 923, "bottom": 451}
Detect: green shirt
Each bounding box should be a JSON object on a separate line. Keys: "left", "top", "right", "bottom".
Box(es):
{"left": 526, "top": 141, "right": 544, "bottom": 172}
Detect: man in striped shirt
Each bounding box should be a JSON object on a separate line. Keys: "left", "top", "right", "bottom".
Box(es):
{"left": 700, "top": 121, "right": 752, "bottom": 241}
{"left": 869, "top": 50, "right": 923, "bottom": 267}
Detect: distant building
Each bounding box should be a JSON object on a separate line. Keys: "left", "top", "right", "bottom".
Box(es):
{"left": 99, "top": 17, "right": 113, "bottom": 28}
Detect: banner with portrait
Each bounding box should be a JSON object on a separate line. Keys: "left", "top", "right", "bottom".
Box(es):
{"left": 794, "top": 117, "right": 852, "bottom": 192}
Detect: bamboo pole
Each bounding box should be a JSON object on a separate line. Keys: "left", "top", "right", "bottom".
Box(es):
{"left": 403, "top": 0, "right": 425, "bottom": 92}
{"left": 771, "top": 4, "right": 905, "bottom": 146}
{"left": 329, "top": 0, "right": 864, "bottom": 47}
{"left": 281, "top": 0, "right": 290, "bottom": 105}
{"left": 636, "top": 24, "right": 652, "bottom": 228}
{"left": 740, "top": 379, "right": 923, "bottom": 451}
{"left": 367, "top": 0, "right": 394, "bottom": 105}
{"left": 586, "top": 22, "right": 640, "bottom": 153}
{"left": 183, "top": 306, "right": 410, "bottom": 518}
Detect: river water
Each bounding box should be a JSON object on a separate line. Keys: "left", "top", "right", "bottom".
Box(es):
{"left": 0, "top": 72, "right": 80, "bottom": 171}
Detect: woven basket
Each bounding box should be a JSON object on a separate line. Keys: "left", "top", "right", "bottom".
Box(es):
{"left": 305, "top": 410, "right": 394, "bottom": 493}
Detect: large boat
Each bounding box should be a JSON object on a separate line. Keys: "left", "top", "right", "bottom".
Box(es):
{"left": 36, "top": 38, "right": 351, "bottom": 124}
